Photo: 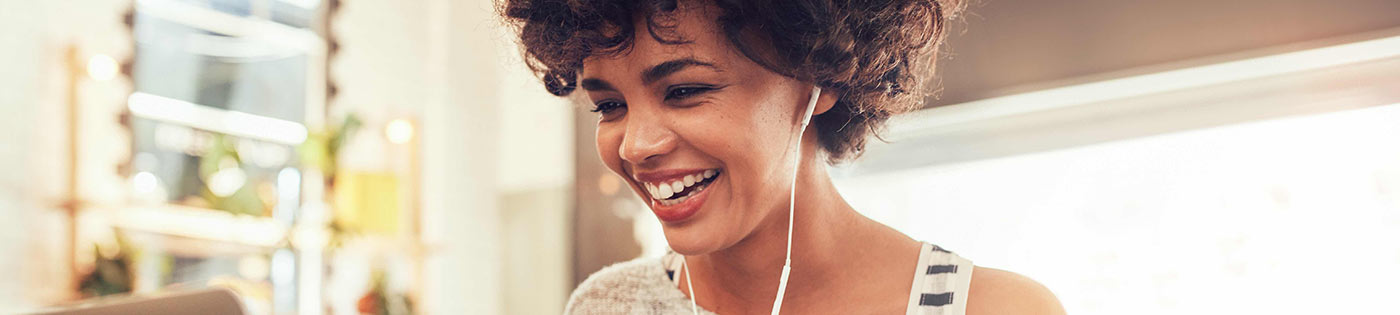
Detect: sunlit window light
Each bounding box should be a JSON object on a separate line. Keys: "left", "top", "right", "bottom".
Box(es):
{"left": 271, "top": 249, "right": 296, "bottom": 287}
{"left": 275, "top": 167, "right": 301, "bottom": 224}
{"left": 836, "top": 102, "right": 1400, "bottom": 315}
{"left": 113, "top": 205, "right": 287, "bottom": 247}
{"left": 136, "top": 0, "right": 323, "bottom": 52}
{"left": 277, "top": 0, "right": 321, "bottom": 10}
{"left": 127, "top": 92, "right": 309, "bottom": 145}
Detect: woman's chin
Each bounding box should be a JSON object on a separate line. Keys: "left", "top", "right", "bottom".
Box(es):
{"left": 659, "top": 225, "right": 727, "bottom": 256}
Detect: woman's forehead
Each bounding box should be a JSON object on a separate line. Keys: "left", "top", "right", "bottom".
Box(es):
{"left": 580, "top": 2, "right": 735, "bottom": 81}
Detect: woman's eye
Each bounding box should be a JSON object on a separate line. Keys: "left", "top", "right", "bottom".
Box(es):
{"left": 665, "top": 86, "right": 714, "bottom": 100}
{"left": 590, "top": 100, "right": 626, "bottom": 120}
{"left": 590, "top": 100, "right": 622, "bottom": 113}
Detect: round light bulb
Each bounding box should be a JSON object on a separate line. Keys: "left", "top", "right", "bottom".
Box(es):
{"left": 87, "top": 54, "right": 119, "bottom": 81}
{"left": 385, "top": 119, "right": 415, "bottom": 144}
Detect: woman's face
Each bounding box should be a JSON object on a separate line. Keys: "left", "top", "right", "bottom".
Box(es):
{"left": 580, "top": 4, "right": 816, "bottom": 255}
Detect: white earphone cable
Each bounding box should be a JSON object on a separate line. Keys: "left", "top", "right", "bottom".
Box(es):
{"left": 684, "top": 258, "right": 698, "bottom": 315}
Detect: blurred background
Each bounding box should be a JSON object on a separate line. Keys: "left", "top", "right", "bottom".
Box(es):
{"left": 0, "top": 0, "right": 1397, "bottom": 314}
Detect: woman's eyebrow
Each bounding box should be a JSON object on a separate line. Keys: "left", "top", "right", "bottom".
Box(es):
{"left": 641, "top": 58, "right": 719, "bottom": 85}
{"left": 579, "top": 58, "right": 718, "bottom": 91}
{"left": 581, "top": 78, "right": 615, "bottom": 91}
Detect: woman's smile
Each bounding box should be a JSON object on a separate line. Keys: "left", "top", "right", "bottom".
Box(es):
{"left": 634, "top": 168, "right": 724, "bottom": 222}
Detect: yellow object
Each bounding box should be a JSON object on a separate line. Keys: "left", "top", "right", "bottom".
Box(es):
{"left": 334, "top": 172, "right": 401, "bottom": 234}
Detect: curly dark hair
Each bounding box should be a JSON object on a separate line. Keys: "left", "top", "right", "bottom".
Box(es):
{"left": 499, "top": 0, "right": 962, "bottom": 163}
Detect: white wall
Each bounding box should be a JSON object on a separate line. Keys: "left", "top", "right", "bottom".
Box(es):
{"left": 490, "top": 16, "right": 575, "bottom": 315}
{"left": 0, "top": 2, "right": 55, "bottom": 309}
{"left": 334, "top": 0, "right": 572, "bottom": 313}
{"left": 0, "top": 0, "right": 133, "bottom": 310}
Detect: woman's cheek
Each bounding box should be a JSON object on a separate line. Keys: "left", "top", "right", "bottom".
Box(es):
{"left": 595, "top": 124, "right": 626, "bottom": 176}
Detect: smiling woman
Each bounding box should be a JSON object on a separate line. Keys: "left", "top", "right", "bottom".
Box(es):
{"left": 499, "top": 0, "right": 1064, "bottom": 314}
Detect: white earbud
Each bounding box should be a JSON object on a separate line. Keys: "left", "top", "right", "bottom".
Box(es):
{"left": 684, "top": 86, "right": 822, "bottom": 315}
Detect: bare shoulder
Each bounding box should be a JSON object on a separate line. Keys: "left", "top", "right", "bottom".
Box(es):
{"left": 966, "top": 266, "right": 1065, "bottom": 315}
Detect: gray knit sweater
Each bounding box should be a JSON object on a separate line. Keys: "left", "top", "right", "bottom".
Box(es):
{"left": 564, "top": 256, "right": 717, "bottom": 315}
{"left": 565, "top": 243, "right": 973, "bottom": 315}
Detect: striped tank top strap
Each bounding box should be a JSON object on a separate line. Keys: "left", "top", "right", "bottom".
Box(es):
{"left": 661, "top": 251, "right": 685, "bottom": 284}
{"left": 906, "top": 243, "right": 975, "bottom": 315}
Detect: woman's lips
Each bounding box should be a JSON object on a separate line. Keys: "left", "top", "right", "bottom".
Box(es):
{"left": 647, "top": 175, "right": 718, "bottom": 223}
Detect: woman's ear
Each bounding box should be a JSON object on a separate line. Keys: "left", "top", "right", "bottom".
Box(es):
{"left": 812, "top": 88, "right": 840, "bottom": 115}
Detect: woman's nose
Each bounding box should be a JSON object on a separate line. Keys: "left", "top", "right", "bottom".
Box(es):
{"left": 618, "top": 109, "right": 678, "bottom": 166}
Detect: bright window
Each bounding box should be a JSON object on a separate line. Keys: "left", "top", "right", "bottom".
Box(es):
{"left": 835, "top": 42, "right": 1400, "bottom": 314}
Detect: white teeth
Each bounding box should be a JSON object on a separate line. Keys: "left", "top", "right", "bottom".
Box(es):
{"left": 658, "top": 183, "right": 674, "bottom": 199}
{"left": 663, "top": 194, "right": 691, "bottom": 205}
{"left": 644, "top": 169, "right": 722, "bottom": 204}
